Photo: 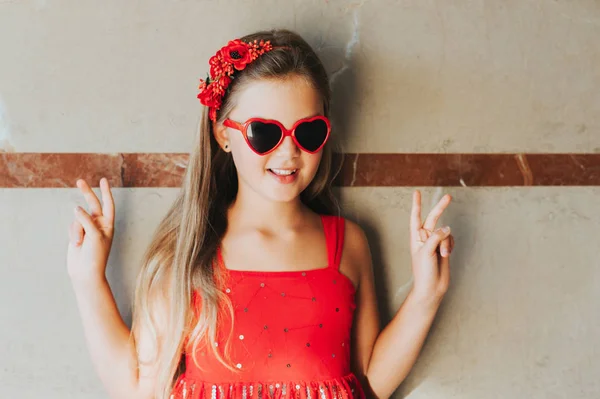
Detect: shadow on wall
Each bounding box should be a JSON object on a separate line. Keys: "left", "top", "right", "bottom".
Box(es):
{"left": 394, "top": 193, "right": 477, "bottom": 398}
{"left": 105, "top": 190, "right": 136, "bottom": 328}
{"left": 339, "top": 189, "right": 477, "bottom": 398}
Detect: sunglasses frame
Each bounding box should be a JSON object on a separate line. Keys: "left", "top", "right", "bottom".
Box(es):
{"left": 223, "top": 115, "right": 331, "bottom": 156}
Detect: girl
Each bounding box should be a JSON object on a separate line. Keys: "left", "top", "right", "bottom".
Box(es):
{"left": 67, "top": 29, "right": 454, "bottom": 399}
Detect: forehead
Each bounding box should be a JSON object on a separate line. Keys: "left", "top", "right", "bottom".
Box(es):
{"left": 229, "top": 74, "right": 323, "bottom": 127}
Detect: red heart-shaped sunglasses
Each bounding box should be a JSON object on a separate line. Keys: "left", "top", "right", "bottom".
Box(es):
{"left": 223, "top": 115, "right": 331, "bottom": 156}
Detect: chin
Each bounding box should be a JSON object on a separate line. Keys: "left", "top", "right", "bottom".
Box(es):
{"left": 261, "top": 171, "right": 312, "bottom": 203}
{"left": 238, "top": 169, "right": 316, "bottom": 204}
{"left": 262, "top": 182, "right": 307, "bottom": 203}
{"left": 263, "top": 190, "right": 303, "bottom": 203}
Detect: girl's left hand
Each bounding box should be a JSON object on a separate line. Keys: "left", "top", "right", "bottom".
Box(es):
{"left": 409, "top": 190, "right": 455, "bottom": 306}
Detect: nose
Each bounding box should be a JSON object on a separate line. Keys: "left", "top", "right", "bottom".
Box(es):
{"left": 274, "top": 135, "right": 300, "bottom": 157}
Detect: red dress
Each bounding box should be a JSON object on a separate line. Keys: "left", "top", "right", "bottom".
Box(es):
{"left": 171, "top": 215, "right": 366, "bottom": 399}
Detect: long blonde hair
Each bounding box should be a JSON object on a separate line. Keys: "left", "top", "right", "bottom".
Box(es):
{"left": 130, "top": 29, "right": 343, "bottom": 398}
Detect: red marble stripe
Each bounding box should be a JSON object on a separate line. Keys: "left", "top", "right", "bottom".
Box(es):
{"left": 1, "top": 153, "right": 599, "bottom": 188}
{"left": 334, "top": 154, "right": 600, "bottom": 186}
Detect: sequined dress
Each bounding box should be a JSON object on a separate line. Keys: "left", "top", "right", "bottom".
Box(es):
{"left": 170, "top": 215, "right": 366, "bottom": 399}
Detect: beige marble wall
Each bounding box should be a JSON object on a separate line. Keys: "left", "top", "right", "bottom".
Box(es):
{"left": 341, "top": 187, "right": 600, "bottom": 398}
{"left": 1, "top": 1, "right": 599, "bottom": 153}
{"left": 1, "top": 1, "right": 599, "bottom": 398}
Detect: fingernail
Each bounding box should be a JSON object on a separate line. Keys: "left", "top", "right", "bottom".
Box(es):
{"left": 441, "top": 249, "right": 448, "bottom": 256}
{"left": 442, "top": 226, "right": 451, "bottom": 233}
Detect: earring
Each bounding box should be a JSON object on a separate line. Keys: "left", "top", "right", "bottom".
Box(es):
{"left": 224, "top": 144, "right": 229, "bottom": 151}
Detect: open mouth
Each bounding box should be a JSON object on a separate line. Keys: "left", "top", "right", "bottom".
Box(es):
{"left": 267, "top": 168, "right": 298, "bottom": 176}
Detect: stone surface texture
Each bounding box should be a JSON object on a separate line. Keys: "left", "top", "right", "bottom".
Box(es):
{"left": 1, "top": 1, "right": 599, "bottom": 398}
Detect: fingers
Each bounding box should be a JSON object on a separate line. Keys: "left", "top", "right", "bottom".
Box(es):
{"left": 73, "top": 206, "right": 100, "bottom": 238}
{"left": 76, "top": 179, "right": 103, "bottom": 217}
{"left": 423, "top": 226, "right": 451, "bottom": 255}
{"left": 99, "top": 178, "right": 115, "bottom": 223}
{"left": 422, "top": 194, "right": 452, "bottom": 232}
{"left": 69, "top": 220, "right": 84, "bottom": 246}
{"left": 410, "top": 190, "right": 422, "bottom": 241}
{"left": 418, "top": 229, "right": 429, "bottom": 242}
{"left": 440, "top": 235, "right": 451, "bottom": 257}
{"left": 439, "top": 249, "right": 450, "bottom": 289}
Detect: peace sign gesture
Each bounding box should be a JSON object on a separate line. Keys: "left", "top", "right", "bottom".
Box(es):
{"left": 67, "top": 178, "right": 116, "bottom": 286}
{"left": 409, "top": 190, "right": 454, "bottom": 305}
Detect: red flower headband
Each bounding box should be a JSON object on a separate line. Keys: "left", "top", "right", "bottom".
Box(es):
{"left": 197, "top": 39, "right": 275, "bottom": 121}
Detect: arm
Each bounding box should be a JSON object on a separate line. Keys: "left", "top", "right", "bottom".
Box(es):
{"left": 365, "top": 291, "right": 441, "bottom": 398}
{"left": 68, "top": 178, "right": 166, "bottom": 399}
{"left": 71, "top": 277, "right": 167, "bottom": 399}
{"left": 347, "top": 192, "right": 454, "bottom": 399}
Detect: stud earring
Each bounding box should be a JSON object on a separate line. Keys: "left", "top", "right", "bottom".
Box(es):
{"left": 224, "top": 144, "right": 229, "bottom": 151}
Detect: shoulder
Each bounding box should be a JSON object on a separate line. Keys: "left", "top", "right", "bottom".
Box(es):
{"left": 341, "top": 217, "right": 367, "bottom": 249}
{"left": 343, "top": 218, "right": 371, "bottom": 264}
{"left": 339, "top": 217, "right": 373, "bottom": 287}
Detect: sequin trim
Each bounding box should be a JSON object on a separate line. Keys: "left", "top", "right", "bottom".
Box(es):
{"left": 171, "top": 373, "right": 365, "bottom": 399}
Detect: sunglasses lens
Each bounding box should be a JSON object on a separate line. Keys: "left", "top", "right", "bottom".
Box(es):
{"left": 295, "top": 119, "right": 329, "bottom": 152}
{"left": 247, "top": 121, "right": 283, "bottom": 154}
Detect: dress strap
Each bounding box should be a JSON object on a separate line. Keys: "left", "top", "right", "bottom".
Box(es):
{"left": 322, "top": 214, "right": 345, "bottom": 270}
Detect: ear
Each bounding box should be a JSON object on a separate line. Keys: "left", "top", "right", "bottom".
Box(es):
{"left": 212, "top": 120, "right": 231, "bottom": 152}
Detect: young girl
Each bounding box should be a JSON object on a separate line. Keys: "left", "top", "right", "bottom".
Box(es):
{"left": 67, "top": 29, "right": 454, "bottom": 399}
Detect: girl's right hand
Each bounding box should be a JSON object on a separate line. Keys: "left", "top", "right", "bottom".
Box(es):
{"left": 67, "top": 178, "right": 116, "bottom": 286}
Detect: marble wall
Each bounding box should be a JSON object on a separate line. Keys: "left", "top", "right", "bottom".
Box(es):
{"left": 1, "top": 1, "right": 599, "bottom": 398}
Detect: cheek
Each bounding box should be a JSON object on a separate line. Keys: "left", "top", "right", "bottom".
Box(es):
{"left": 230, "top": 144, "right": 267, "bottom": 176}
{"left": 302, "top": 153, "right": 323, "bottom": 178}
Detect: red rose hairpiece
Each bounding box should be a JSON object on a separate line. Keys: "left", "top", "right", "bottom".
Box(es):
{"left": 197, "top": 39, "right": 275, "bottom": 121}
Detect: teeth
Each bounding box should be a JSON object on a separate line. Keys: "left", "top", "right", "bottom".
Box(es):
{"left": 270, "top": 169, "right": 296, "bottom": 176}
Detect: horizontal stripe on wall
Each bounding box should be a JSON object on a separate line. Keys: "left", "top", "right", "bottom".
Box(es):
{"left": 1, "top": 153, "right": 599, "bottom": 188}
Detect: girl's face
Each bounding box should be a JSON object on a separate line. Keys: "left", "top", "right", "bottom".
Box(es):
{"left": 215, "top": 74, "right": 325, "bottom": 204}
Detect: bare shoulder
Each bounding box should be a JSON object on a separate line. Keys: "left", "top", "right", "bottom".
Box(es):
{"left": 340, "top": 218, "right": 373, "bottom": 289}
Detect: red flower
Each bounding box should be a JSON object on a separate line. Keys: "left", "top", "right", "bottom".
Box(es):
{"left": 209, "top": 53, "right": 233, "bottom": 79}
{"left": 197, "top": 38, "right": 276, "bottom": 121}
{"left": 222, "top": 40, "right": 253, "bottom": 70}
{"left": 197, "top": 81, "right": 222, "bottom": 109}
{"left": 217, "top": 75, "right": 232, "bottom": 90}
{"left": 208, "top": 55, "right": 222, "bottom": 78}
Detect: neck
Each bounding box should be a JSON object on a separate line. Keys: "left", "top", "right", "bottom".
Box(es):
{"left": 227, "top": 189, "right": 309, "bottom": 231}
